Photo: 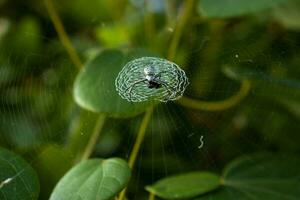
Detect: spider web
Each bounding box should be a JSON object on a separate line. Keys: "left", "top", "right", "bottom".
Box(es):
{"left": 115, "top": 57, "right": 188, "bottom": 102}
{"left": 0, "top": 0, "right": 299, "bottom": 200}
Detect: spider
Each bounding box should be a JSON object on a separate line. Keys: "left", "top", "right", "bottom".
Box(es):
{"left": 124, "top": 65, "right": 174, "bottom": 101}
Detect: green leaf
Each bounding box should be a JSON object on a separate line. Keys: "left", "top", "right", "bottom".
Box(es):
{"left": 145, "top": 172, "right": 220, "bottom": 199}
{"left": 74, "top": 49, "right": 154, "bottom": 118}
{"left": 0, "top": 147, "right": 40, "bottom": 200}
{"left": 95, "top": 23, "right": 130, "bottom": 48}
{"left": 1, "top": 17, "right": 41, "bottom": 62}
{"left": 199, "top": 0, "right": 287, "bottom": 18}
{"left": 50, "top": 158, "right": 131, "bottom": 200}
{"left": 194, "top": 153, "right": 300, "bottom": 200}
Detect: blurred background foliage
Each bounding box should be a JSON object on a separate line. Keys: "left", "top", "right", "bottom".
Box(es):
{"left": 0, "top": 0, "right": 300, "bottom": 199}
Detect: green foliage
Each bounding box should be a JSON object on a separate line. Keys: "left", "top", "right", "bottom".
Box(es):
{"left": 95, "top": 23, "right": 130, "bottom": 48}
{"left": 0, "top": 147, "right": 39, "bottom": 200}
{"left": 50, "top": 158, "right": 131, "bottom": 200}
{"left": 199, "top": 0, "right": 287, "bottom": 18}
{"left": 146, "top": 153, "right": 300, "bottom": 199}
{"left": 0, "top": 0, "right": 300, "bottom": 199}
{"left": 2, "top": 17, "right": 41, "bottom": 58}
{"left": 195, "top": 153, "right": 300, "bottom": 200}
{"left": 146, "top": 172, "right": 220, "bottom": 199}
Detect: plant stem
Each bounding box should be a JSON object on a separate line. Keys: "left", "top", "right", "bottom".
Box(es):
{"left": 145, "top": 1, "right": 156, "bottom": 47}
{"left": 44, "top": 0, "right": 106, "bottom": 162}
{"left": 44, "top": 0, "right": 82, "bottom": 69}
{"left": 118, "top": 107, "right": 154, "bottom": 200}
{"left": 167, "top": 0, "right": 194, "bottom": 61}
{"left": 128, "top": 107, "right": 154, "bottom": 168}
{"left": 178, "top": 80, "right": 251, "bottom": 111}
{"left": 81, "top": 114, "right": 106, "bottom": 161}
{"left": 148, "top": 192, "right": 155, "bottom": 200}
{"left": 165, "top": 0, "right": 176, "bottom": 27}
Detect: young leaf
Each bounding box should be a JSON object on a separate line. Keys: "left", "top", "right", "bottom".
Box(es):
{"left": 198, "top": 0, "right": 287, "bottom": 18}
{"left": 194, "top": 153, "right": 300, "bottom": 200}
{"left": 49, "top": 158, "right": 131, "bottom": 200}
{"left": 145, "top": 172, "right": 220, "bottom": 199}
{"left": 0, "top": 147, "right": 40, "bottom": 200}
{"left": 73, "top": 49, "right": 155, "bottom": 118}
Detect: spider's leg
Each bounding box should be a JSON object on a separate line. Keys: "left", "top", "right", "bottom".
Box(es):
{"left": 153, "top": 71, "right": 168, "bottom": 79}
{"left": 124, "top": 79, "right": 147, "bottom": 102}
{"left": 154, "top": 71, "right": 177, "bottom": 100}
{"left": 159, "top": 81, "right": 175, "bottom": 101}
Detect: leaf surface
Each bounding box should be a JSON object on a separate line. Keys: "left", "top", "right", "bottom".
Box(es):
{"left": 50, "top": 158, "right": 131, "bottom": 200}
{"left": 0, "top": 147, "right": 40, "bottom": 200}
{"left": 195, "top": 154, "right": 300, "bottom": 200}
{"left": 146, "top": 172, "right": 220, "bottom": 199}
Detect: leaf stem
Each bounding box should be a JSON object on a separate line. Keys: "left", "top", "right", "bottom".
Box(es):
{"left": 44, "top": 0, "right": 107, "bottom": 162}
{"left": 165, "top": 0, "right": 176, "bottom": 27}
{"left": 128, "top": 107, "right": 154, "bottom": 168}
{"left": 178, "top": 80, "right": 251, "bottom": 111}
{"left": 118, "top": 107, "right": 153, "bottom": 200}
{"left": 148, "top": 192, "right": 155, "bottom": 200}
{"left": 145, "top": 1, "right": 156, "bottom": 47}
{"left": 81, "top": 114, "right": 106, "bottom": 161}
{"left": 167, "top": 0, "right": 194, "bottom": 61}
{"left": 44, "top": 0, "right": 83, "bottom": 69}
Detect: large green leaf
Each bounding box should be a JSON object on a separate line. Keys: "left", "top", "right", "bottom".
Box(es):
{"left": 73, "top": 49, "right": 154, "bottom": 118}
{"left": 195, "top": 153, "right": 300, "bottom": 200}
{"left": 49, "top": 158, "right": 131, "bottom": 200}
{"left": 198, "top": 0, "right": 287, "bottom": 18}
{"left": 0, "top": 147, "right": 40, "bottom": 200}
{"left": 145, "top": 172, "right": 220, "bottom": 199}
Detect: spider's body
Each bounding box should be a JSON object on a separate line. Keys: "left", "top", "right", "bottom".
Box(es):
{"left": 148, "top": 80, "right": 161, "bottom": 89}
{"left": 144, "top": 66, "right": 162, "bottom": 89}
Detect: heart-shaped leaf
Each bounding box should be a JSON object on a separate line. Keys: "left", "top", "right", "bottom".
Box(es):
{"left": 0, "top": 147, "right": 40, "bottom": 200}
{"left": 50, "top": 158, "right": 131, "bottom": 200}
{"left": 74, "top": 49, "right": 155, "bottom": 118}
{"left": 145, "top": 172, "right": 220, "bottom": 199}
{"left": 194, "top": 153, "right": 300, "bottom": 200}
{"left": 198, "top": 0, "right": 287, "bottom": 18}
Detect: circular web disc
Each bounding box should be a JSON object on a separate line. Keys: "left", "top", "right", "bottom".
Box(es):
{"left": 115, "top": 57, "right": 189, "bottom": 102}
